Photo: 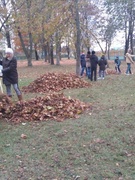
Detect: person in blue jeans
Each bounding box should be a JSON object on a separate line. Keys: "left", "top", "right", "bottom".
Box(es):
{"left": 114, "top": 56, "right": 121, "bottom": 73}
{"left": 86, "top": 51, "right": 91, "bottom": 79}
{"left": 80, "top": 52, "right": 87, "bottom": 77}
{"left": 0, "top": 48, "right": 23, "bottom": 101}
{"left": 125, "top": 49, "right": 135, "bottom": 75}
{"left": 98, "top": 54, "right": 107, "bottom": 79}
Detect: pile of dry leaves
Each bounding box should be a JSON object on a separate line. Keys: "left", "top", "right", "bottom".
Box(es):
{"left": 22, "top": 72, "right": 91, "bottom": 93}
{"left": 106, "top": 69, "right": 117, "bottom": 75}
{"left": 0, "top": 73, "right": 91, "bottom": 123}
{"left": 0, "top": 94, "right": 12, "bottom": 116}
{"left": 0, "top": 93, "right": 90, "bottom": 123}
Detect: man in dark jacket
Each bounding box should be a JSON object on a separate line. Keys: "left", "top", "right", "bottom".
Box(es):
{"left": 0, "top": 48, "right": 22, "bottom": 101}
{"left": 90, "top": 51, "right": 98, "bottom": 81}
{"left": 80, "top": 52, "right": 87, "bottom": 77}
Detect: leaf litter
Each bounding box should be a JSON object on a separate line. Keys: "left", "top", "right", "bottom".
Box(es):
{"left": 0, "top": 93, "right": 90, "bottom": 124}
{"left": 22, "top": 72, "right": 91, "bottom": 93}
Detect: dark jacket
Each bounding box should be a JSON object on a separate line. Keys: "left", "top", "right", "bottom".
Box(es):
{"left": 98, "top": 57, "right": 107, "bottom": 70}
{"left": 1, "top": 57, "right": 18, "bottom": 85}
{"left": 80, "top": 54, "right": 86, "bottom": 67}
{"left": 90, "top": 54, "right": 98, "bottom": 68}
{"left": 115, "top": 57, "right": 121, "bottom": 66}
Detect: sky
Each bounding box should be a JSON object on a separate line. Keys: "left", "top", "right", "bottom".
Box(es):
{"left": 93, "top": 31, "right": 125, "bottom": 51}
{"left": 111, "top": 32, "right": 125, "bottom": 50}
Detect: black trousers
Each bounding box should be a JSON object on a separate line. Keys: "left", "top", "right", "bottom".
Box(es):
{"left": 90, "top": 67, "right": 97, "bottom": 81}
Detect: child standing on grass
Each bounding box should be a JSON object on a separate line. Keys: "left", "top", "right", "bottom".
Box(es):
{"left": 114, "top": 56, "right": 121, "bottom": 73}
{"left": 98, "top": 54, "right": 107, "bottom": 79}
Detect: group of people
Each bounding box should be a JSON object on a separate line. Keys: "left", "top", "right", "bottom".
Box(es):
{"left": 80, "top": 50, "right": 107, "bottom": 81}
{"left": 0, "top": 47, "right": 134, "bottom": 100}
{"left": 0, "top": 48, "right": 22, "bottom": 101}
{"left": 80, "top": 48, "right": 135, "bottom": 81}
{"left": 114, "top": 48, "right": 135, "bottom": 75}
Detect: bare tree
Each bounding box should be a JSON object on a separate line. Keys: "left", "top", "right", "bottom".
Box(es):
{"left": 0, "top": 0, "right": 12, "bottom": 47}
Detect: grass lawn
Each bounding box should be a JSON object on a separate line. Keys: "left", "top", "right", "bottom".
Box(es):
{"left": 0, "top": 59, "right": 135, "bottom": 180}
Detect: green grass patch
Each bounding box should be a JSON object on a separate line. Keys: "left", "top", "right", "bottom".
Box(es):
{"left": 0, "top": 60, "right": 135, "bottom": 179}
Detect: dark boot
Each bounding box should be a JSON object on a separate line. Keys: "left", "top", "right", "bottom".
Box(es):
{"left": 18, "top": 94, "right": 23, "bottom": 101}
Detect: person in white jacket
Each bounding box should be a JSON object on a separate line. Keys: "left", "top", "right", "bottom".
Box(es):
{"left": 125, "top": 49, "right": 135, "bottom": 75}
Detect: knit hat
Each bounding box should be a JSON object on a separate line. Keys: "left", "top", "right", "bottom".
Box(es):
{"left": 5, "top": 48, "right": 13, "bottom": 54}
{"left": 92, "top": 51, "right": 95, "bottom": 55}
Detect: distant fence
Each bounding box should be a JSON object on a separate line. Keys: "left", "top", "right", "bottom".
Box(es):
{"left": 96, "top": 49, "right": 125, "bottom": 61}
{"left": 107, "top": 56, "right": 125, "bottom": 61}
{"left": 16, "top": 56, "right": 27, "bottom": 60}
{"left": 16, "top": 54, "right": 71, "bottom": 60}
{"left": 16, "top": 55, "right": 125, "bottom": 61}
{"left": 15, "top": 49, "right": 127, "bottom": 61}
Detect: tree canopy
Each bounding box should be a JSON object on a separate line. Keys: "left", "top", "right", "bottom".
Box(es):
{"left": 0, "top": 0, "right": 135, "bottom": 70}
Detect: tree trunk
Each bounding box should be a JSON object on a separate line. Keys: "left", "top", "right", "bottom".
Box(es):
{"left": 34, "top": 44, "right": 39, "bottom": 60}
{"left": 44, "top": 44, "right": 48, "bottom": 62}
{"left": 107, "top": 43, "right": 111, "bottom": 60}
{"left": 125, "top": 26, "right": 130, "bottom": 55}
{"left": 35, "top": 49, "right": 39, "bottom": 60}
{"left": 130, "top": 18, "right": 134, "bottom": 53}
{"left": 66, "top": 46, "right": 70, "bottom": 59}
{"left": 47, "top": 42, "right": 50, "bottom": 63}
{"left": 56, "top": 45, "right": 61, "bottom": 65}
{"left": 28, "top": 57, "right": 32, "bottom": 66}
{"left": 5, "top": 25, "right": 11, "bottom": 48}
{"left": 1, "top": 1, "right": 11, "bottom": 48}
{"left": 18, "top": 29, "right": 33, "bottom": 66}
{"left": 55, "top": 32, "right": 61, "bottom": 65}
{"left": 132, "top": 21, "right": 134, "bottom": 54}
{"left": 124, "top": 9, "right": 134, "bottom": 55}
{"left": 50, "top": 43, "right": 54, "bottom": 65}
{"left": 74, "top": 0, "right": 81, "bottom": 76}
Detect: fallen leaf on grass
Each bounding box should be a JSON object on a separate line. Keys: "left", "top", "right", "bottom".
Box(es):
{"left": 16, "top": 155, "right": 21, "bottom": 159}
{"left": 21, "top": 134, "right": 27, "bottom": 139}
{"left": 94, "top": 138, "right": 105, "bottom": 144}
{"left": 116, "top": 163, "right": 119, "bottom": 166}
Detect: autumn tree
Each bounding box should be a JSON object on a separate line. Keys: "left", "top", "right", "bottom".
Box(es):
{"left": 0, "top": 0, "right": 111, "bottom": 72}
{"left": 11, "top": 0, "right": 51, "bottom": 66}
{"left": 104, "top": 0, "right": 135, "bottom": 55}
{"left": 79, "top": 0, "right": 100, "bottom": 51}
{"left": 0, "top": 0, "right": 12, "bottom": 48}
